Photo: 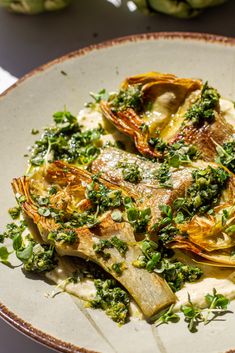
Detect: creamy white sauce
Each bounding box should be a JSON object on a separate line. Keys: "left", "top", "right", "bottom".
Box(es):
{"left": 45, "top": 258, "right": 96, "bottom": 301}
{"left": 46, "top": 257, "right": 143, "bottom": 319}
{"left": 174, "top": 251, "right": 235, "bottom": 309}
{"left": 46, "top": 98, "right": 235, "bottom": 317}
{"left": 77, "top": 106, "right": 135, "bottom": 152}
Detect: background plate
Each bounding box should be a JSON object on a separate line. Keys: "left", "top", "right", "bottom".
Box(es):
{"left": 0, "top": 32, "right": 235, "bottom": 353}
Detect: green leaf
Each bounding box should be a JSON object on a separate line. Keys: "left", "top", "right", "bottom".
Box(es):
{"left": 13, "top": 233, "right": 23, "bottom": 251}
{"left": 119, "top": 162, "right": 142, "bottom": 184}
{"left": 127, "top": 207, "right": 151, "bottom": 233}
{"left": 16, "top": 242, "right": 33, "bottom": 262}
{"left": 110, "top": 236, "right": 128, "bottom": 256}
{"left": 168, "top": 155, "right": 180, "bottom": 168}
{"left": 90, "top": 89, "right": 109, "bottom": 103}
{"left": 181, "top": 299, "right": 203, "bottom": 332}
{"left": 0, "top": 246, "right": 11, "bottom": 263}
{"left": 205, "top": 288, "right": 229, "bottom": 310}
{"left": 155, "top": 305, "right": 180, "bottom": 326}
{"left": 185, "top": 82, "right": 220, "bottom": 125}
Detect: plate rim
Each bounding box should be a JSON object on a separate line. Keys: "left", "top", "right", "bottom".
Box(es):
{"left": 1, "top": 31, "right": 235, "bottom": 353}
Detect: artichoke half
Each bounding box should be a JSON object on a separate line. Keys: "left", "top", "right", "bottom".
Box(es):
{"left": 0, "top": 0, "right": 71, "bottom": 14}
{"left": 133, "top": 0, "right": 228, "bottom": 18}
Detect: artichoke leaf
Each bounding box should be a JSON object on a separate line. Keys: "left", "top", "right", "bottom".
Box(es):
{"left": 178, "top": 205, "right": 235, "bottom": 252}
{"left": 101, "top": 71, "right": 234, "bottom": 162}
{"left": 101, "top": 72, "right": 201, "bottom": 159}
{"left": 171, "top": 238, "right": 235, "bottom": 266}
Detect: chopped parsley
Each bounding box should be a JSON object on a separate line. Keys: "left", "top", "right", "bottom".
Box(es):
{"left": 119, "top": 162, "right": 142, "bottom": 184}
{"left": 86, "top": 177, "right": 123, "bottom": 213}
{"left": 38, "top": 207, "right": 51, "bottom": 217}
{"left": 34, "top": 191, "right": 99, "bottom": 229}
{"left": 30, "top": 110, "right": 104, "bottom": 167}
{"left": 15, "top": 194, "right": 26, "bottom": 204}
{"left": 133, "top": 239, "right": 202, "bottom": 292}
{"left": 48, "top": 185, "right": 58, "bottom": 195}
{"left": 174, "top": 166, "right": 229, "bottom": 217}
{"left": 159, "top": 259, "right": 203, "bottom": 292}
{"left": 8, "top": 206, "right": 21, "bottom": 220}
{"left": 13, "top": 233, "right": 56, "bottom": 273}
{"left": 110, "top": 236, "right": 128, "bottom": 256}
{"left": 153, "top": 162, "right": 172, "bottom": 188}
{"left": 0, "top": 221, "right": 26, "bottom": 241}
{"left": 152, "top": 205, "right": 179, "bottom": 244}
{"left": 148, "top": 135, "right": 168, "bottom": 153}
{"left": 185, "top": 82, "right": 220, "bottom": 126}
{"left": 111, "top": 86, "right": 143, "bottom": 113}
{"left": 166, "top": 140, "right": 199, "bottom": 168}
{"left": 89, "top": 279, "right": 130, "bottom": 325}
{"left": 63, "top": 211, "right": 98, "bottom": 229}
{"left": 48, "top": 229, "right": 77, "bottom": 245}
{"left": 148, "top": 135, "right": 198, "bottom": 167}
{"left": 126, "top": 207, "right": 151, "bottom": 233}
{"left": 111, "top": 262, "right": 125, "bottom": 276}
{"left": 93, "top": 239, "right": 113, "bottom": 260}
{"left": 93, "top": 236, "right": 128, "bottom": 260}
{"left": 151, "top": 166, "right": 230, "bottom": 246}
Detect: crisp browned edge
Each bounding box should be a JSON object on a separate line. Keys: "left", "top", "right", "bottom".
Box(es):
{"left": 1, "top": 32, "right": 235, "bottom": 353}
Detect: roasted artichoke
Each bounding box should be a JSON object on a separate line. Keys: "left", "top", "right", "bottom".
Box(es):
{"left": 101, "top": 72, "right": 233, "bottom": 161}
{"left": 133, "top": 0, "right": 228, "bottom": 18}
{"left": 0, "top": 0, "right": 71, "bottom": 14}
{"left": 12, "top": 161, "right": 176, "bottom": 317}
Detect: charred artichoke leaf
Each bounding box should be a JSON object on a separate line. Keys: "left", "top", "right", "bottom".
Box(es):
{"left": 171, "top": 239, "right": 235, "bottom": 266}
{"left": 102, "top": 72, "right": 234, "bottom": 162}
{"left": 101, "top": 71, "right": 201, "bottom": 158}
{"left": 178, "top": 205, "right": 235, "bottom": 252}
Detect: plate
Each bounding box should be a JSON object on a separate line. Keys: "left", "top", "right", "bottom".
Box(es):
{"left": 1, "top": 32, "right": 235, "bottom": 353}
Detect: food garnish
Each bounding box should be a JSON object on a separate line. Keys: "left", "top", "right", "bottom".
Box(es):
{"left": 2, "top": 71, "right": 235, "bottom": 330}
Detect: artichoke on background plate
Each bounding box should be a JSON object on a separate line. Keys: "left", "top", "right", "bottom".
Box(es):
{"left": 0, "top": 0, "right": 71, "bottom": 14}
{"left": 133, "top": 0, "right": 228, "bottom": 18}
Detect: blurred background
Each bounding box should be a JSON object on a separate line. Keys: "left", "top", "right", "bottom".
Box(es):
{"left": 0, "top": 0, "right": 235, "bottom": 351}
{"left": 1, "top": 0, "right": 235, "bottom": 79}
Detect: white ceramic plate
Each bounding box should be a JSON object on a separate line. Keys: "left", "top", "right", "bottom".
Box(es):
{"left": 1, "top": 32, "right": 235, "bottom": 353}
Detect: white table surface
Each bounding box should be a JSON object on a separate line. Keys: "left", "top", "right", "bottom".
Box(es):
{"left": 0, "top": 0, "right": 235, "bottom": 352}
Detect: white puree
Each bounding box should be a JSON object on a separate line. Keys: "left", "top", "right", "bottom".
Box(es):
{"left": 46, "top": 98, "right": 235, "bottom": 316}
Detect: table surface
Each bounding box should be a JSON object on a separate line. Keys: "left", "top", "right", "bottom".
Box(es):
{"left": 1, "top": 0, "right": 235, "bottom": 352}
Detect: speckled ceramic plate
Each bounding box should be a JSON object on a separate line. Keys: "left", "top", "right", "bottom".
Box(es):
{"left": 1, "top": 32, "right": 235, "bottom": 353}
